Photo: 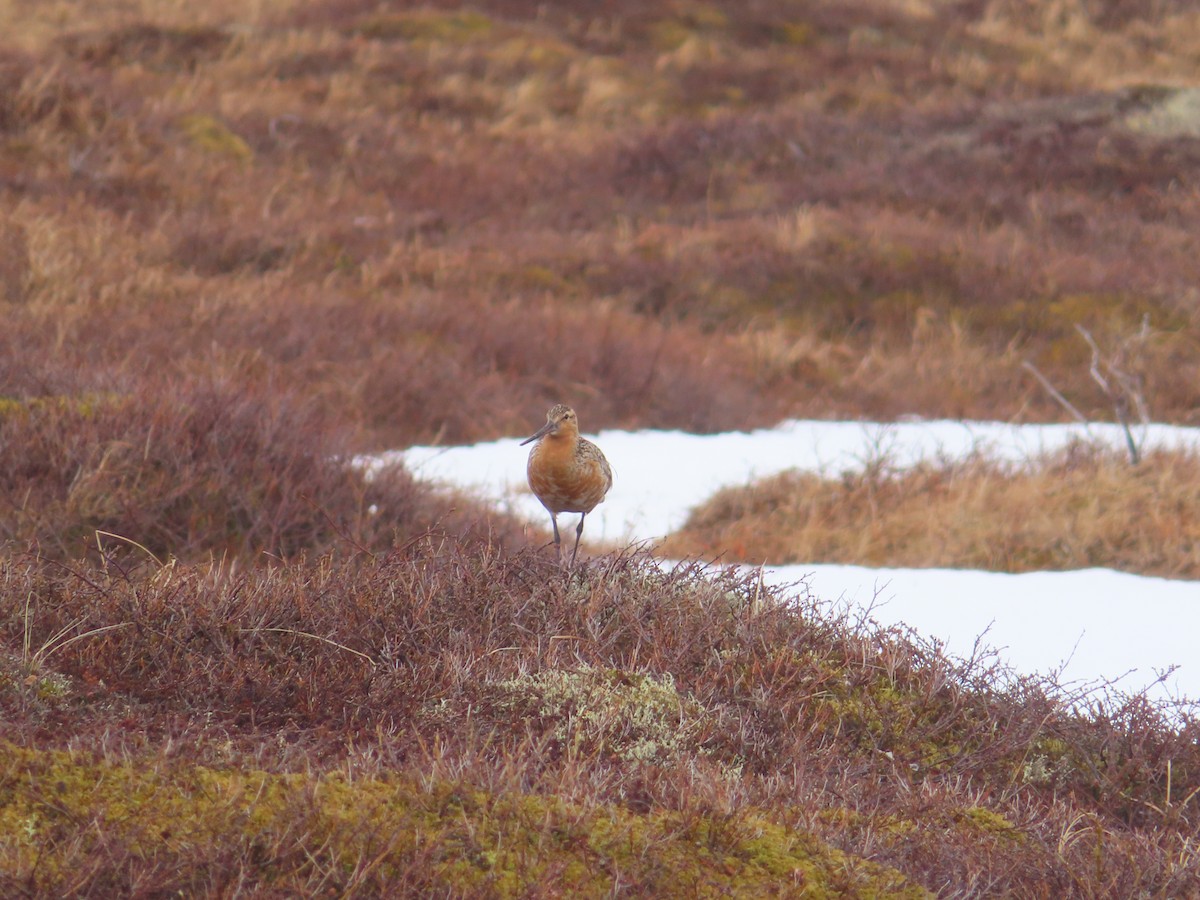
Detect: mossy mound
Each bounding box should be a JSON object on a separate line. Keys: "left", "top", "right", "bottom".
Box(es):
{"left": 0, "top": 742, "right": 925, "bottom": 897}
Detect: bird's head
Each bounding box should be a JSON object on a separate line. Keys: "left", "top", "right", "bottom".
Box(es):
{"left": 521, "top": 404, "right": 577, "bottom": 445}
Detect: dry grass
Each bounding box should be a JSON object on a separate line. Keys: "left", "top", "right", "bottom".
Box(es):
{"left": 2, "top": 0, "right": 1200, "bottom": 444}
{"left": 664, "top": 443, "right": 1200, "bottom": 577}
{"left": 1, "top": 544, "right": 1198, "bottom": 895}
{"left": 0, "top": 374, "right": 528, "bottom": 563}
{"left": 3, "top": 0, "right": 1200, "bottom": 893}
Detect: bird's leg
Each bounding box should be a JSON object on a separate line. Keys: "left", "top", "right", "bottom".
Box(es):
{"left": 550, "top": 513, "right": 562, "bottom": 560}
{"left": 569, "top": 513, "right": 586, "bottom": 567}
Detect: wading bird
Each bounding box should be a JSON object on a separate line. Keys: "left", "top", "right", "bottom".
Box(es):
{"left": 521, "top": 404, "right": 613, "bottom": 566}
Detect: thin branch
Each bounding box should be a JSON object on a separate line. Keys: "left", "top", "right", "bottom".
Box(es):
{"left": 1021, "top": 361, "right": 1088, "bottom": 424}
{"left": 301, "top": 493, "right": 376, "bottom": 559}
{"left": 1075, "top": 325, "right": 1142, "bottom": 464}
{"left": 1076, "top": 324, "right": 1111, "bottom": 396}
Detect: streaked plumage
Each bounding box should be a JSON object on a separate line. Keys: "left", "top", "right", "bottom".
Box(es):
{"left": 521, "top": 404, "right": 613, "bottom": 566}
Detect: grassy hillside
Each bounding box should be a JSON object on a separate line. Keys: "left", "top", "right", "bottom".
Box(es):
{"left": 3, "top": 0, "right": 1200, "bottom": 895}
{"left": 4, "top": 546, "right": 1198, "bottom": 896}
{"left": 4, "top": 0, "right": 1200, "bottom": 447}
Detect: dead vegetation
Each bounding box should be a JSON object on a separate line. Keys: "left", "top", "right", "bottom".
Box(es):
{"left": 3, "top": 0, "right": 1200, "bottom": 446}
{"left": 3, "top": 0, "right": 1200, "bottom": 894}
{"left": 664, "top": 443, "right": 1200, "bottom": 578}
{"left": 2, "top": 545, "right": 1199, "bottom": 896}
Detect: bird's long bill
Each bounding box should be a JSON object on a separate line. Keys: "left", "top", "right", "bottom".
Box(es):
{"left": 520, "top": 420, "right": 555, "bottom": 446}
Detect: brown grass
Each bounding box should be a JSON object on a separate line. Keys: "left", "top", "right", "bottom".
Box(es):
{"left": 3, "top": 0, "right": 1200, "bottom": 893}
{"left": 0, "top": 374, "right": 527, "bottom": 563}
{"left": 664, "top": 443, "right": 1200, "bottom": 577}
{"left": 1, "top": 544, "right": 1198, "bottom": 895}
{"left": 2, "top": 0, "right": 1200, "bottom": 444}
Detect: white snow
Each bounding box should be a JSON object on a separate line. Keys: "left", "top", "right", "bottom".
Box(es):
{"left": 770, "top": 564, "right": 1198, "bottom": 703}
{"left": 358, "top": 419, "right": 1200, "bottom": 705}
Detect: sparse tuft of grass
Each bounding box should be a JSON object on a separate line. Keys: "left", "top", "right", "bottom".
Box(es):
{"left": 663, "top": 443, "right": 1200, "bottom": 578}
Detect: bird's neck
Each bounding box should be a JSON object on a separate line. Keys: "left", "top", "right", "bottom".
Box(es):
{"left": 537, "top": 431, "right": 578, "bottom": 461}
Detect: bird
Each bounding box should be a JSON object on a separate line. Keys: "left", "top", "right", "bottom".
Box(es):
{"left": 521, "top": 404, "right": 613, "bottom": 566}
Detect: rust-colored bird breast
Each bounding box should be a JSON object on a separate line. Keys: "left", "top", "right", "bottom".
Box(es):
{"left": 527, "top": 436, "right": 612, "bottom": 514}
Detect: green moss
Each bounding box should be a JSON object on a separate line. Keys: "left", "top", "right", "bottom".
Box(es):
{"left": 803, "top": 663, "right": 1016, "bottom": 779}
{"left": 957, "top": 806, "right": 1025, "bottom": 843}
{"left": 516, "top": 264, "right": 574, "bottom": 294}
{"left": 0, "top": 397, "right": 25, "bottom": 417}
{"left": 357, "top": 11, "right": 493, "bottom": 44}
{"left": 0, "top": 393, "right": 121, "bottom": 420}
{"left": 179, "top": 114, "right": 253, "bottom": 164}
{"left": 816, "top": 675, "right": 918, "bottom": 754}
{"left": 0, "top": 742, "right": 926, "bottom": 896}
{"left": 491, "top": 35, "right": 576, "bottom": 71}
{"left": 646, "top": 6, "right": 729, "bottom": 52}
{"left": 818, "top": 808, "right": 919, "bottom": 838}
{"left": 989, "top": 292, "right": 1185, "bottom": 345}
{"left": 771, "top": 22, "right": 815, "bottom": 47}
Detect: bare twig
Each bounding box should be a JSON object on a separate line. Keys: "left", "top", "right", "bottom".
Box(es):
{"left": 301, "top": 493, "right": 376, "bottom": 559}
{"left": 1021, "top": 361, "right": 1088, "bottom": 425}
{"left": 1023, "top": 323, "right": 1152, "bottom": 465}
{"left": 1075, "top": 325, "right": 1145, "bottom": 465}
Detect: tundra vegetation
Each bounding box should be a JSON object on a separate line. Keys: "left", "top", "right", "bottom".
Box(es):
{"left": 2, "top": 0, "right": 1199, "bottom": 895}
